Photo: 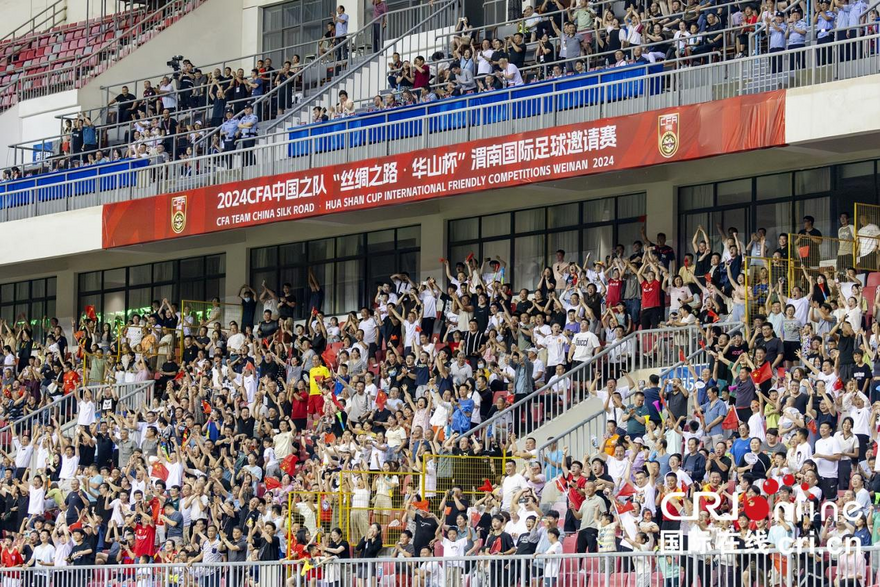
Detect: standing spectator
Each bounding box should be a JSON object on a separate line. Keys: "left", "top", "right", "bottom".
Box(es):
{"left": 371, "top": 0, "right": 387, "bottom": 53}
{"left": 237, "top": 104, "right": 258, "bottom": 166}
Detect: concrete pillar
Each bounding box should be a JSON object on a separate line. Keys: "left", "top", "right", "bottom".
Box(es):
{"left": 419, "top": 217, "right": 446, "bottom": 282}
{"left": 55, "top": 269, "right": 76, "bottom": 327}
{"left": 644, "top": 182, "right": 676, "bottom": 244}
{"left": 224, "top": 245, "right": 248, "bottom": 304}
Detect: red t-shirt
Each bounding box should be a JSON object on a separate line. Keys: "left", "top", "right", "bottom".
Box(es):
{"left": 291, "top": 389, "right": 309, "bottom": 419}
{"left": 134, "top": 524, "right": 157, "bottom": 557}
{"left": 565, "top": 474, "right": 587, "bottom": 510}
{"left": 63, "top": 371, "right": 80, "bottom": 394}
{"left": 2, "top": 548, "right": 23, "bottom": 578}
{"left": 605, "top": 279, "right": 623, "bottom": 306}
{"left": 640, "top": 280, "right": 662, "bottom": 309}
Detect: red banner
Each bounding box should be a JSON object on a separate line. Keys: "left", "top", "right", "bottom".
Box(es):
{"left": 102, "top": 91, "right": 785, "bottom": 248}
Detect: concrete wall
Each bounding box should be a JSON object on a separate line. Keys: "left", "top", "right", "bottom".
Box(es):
{"left": 0, "top": 0, "right": 56, "bottom": 39}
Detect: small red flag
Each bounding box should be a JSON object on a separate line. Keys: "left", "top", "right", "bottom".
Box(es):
{"left": 84, "top": 305, "right": 97, "bottom": 321}
{"left": 704, "top": 272, "right": 712, "bottom": 283}
{"left": 68, "top": 521, "right": 83, "bottom": 531}
{"left": 151, "top": 462, "right": 169, "bottom": 481}
{"left": 698, "top": 340, "right": 706, "bottom": 349}
{"left": 281, "top": 454, "right": 298, "bottom": 477}
{"left": 413, "top": 500, "right": 430, "bottom": 512}
{"left": 466, "top": 252, "right": 475, "bottom": 262}
{"left": 616, "top": 501, "right": 635, "bottom": 515}
{"left": 678, "top": 349, "right": 686, "bottom": 363}
{"left": 376, "top": 389, "right": 388, "bottom": 411}
{"left": 776, "top": 367, "right": 786, "bottom": 380}
{"left": 505, "top": 393, "right": 515, "bottom": 405}
{"left": 807, "top": 419, "right": 818, "bottom": 435}
{"left": 721, "top": 409, "right": 739, "bottom": 430}
{"left": 265, "top": 477, "right": 281, "bottom": 490}
{"left": 174, "top": 371, "right": 185, "bottom": 381}
{"left": 798, "top": 245, "right": 810, "bottom": 259}
{"left": 617, "top": 483, "right": 636, "bottom": 498}
{"left": 706, "top": 309, "right": 719, "bottom": 323}
{"left": 478, "top": 479, "right": 494, "bottom": 493}
{"left": 751, "top": 362, "right": 772, "bottom": 385}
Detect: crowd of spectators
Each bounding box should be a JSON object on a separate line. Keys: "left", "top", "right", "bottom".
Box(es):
{"left": 5, "top": 215, "right": 880, "bottom": 585}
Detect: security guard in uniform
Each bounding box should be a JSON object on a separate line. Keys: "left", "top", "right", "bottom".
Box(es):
{"left": 237, "top": 104, "right": 259, "bottom": 167}
{"left": 220, "top": 109, "right": 239, "bottom": 167}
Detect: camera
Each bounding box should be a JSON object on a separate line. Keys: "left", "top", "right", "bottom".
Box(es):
{"left": 167, "top": 55, "right": 184, "bottom": 72}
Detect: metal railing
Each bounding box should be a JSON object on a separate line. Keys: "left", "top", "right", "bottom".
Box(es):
{"left": 258, "top": 0, "right": 459, "bottom": 134}
{"left": 0, "top": 548, "right": 875, "bottom": 585}
{"left": 0, "top": 0, "right": 67, "bottom": 45}
{"left": 1, "top": 32, "right": 879, "bottom": 222}
{"left": 1, "top": 380, "right": 153, "bottom": 454}
{"left": 6, "top": 0, "right": 207, "bottom": 107}
{"left": 459, "top": 323, "right": 725, "bottom": 443}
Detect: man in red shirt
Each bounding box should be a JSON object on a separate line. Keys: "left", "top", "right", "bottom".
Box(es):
{"left": 0, "top": 536, "right": 23, "bottom": 579}
{"left": 132, "top": 506, "right": 157, "bottom": 559}
{"left": 560, "top": 449, "right": 587, "bottom": 534}
{"left": 628, "top": 258, "right": 665, "bottom": 330}
{"left": 290, "top": 379, "right": 309, "bottom": 432}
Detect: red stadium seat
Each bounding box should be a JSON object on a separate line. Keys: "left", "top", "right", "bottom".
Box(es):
{"left": 867, "top": 272, "right": 880, "bottom": 288}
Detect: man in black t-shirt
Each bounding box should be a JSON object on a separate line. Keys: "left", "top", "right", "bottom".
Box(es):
{"left": 706, "top": 440, "right": 733, "bottom": 482}
{"left": 278, "top": 283, "right": 297, "bottom": 320}
{"left": 258, "top": 311, "right": 279, "bottom": 340}
{"left": 69, "top": 528, "right": 95, "bottom": 565}
{"left": 796, "top": 215, "right": 822, "bottom": 265}
{"left": 412, "top": 511, "right": 440, "bottom": 555}
{"left": 506, "top": 33, "right": 526, "bottom": 69}
{"left": 108, "top": 85, "right": 137, "bottom": 124}
{"left": 851, "top": 349, "right": 872, "bottom": 394}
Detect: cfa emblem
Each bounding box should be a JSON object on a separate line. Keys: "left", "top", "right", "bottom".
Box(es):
{"left": 171, "top": 195, "right": 187, "bottom": 234}
{"left": 658, "top": 113, "right": 680, "bottom": 159}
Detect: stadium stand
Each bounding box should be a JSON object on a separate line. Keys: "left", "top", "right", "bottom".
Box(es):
{"left": 3, "top": 0, "right": 880, "bottom": 583}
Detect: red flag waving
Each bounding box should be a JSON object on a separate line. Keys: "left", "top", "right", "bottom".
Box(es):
{"left": 151, "top": 462, "right": 169, "bottom": 481}
{"left": 721, "top": 408, "right": 739, "bottom": 430}
{"left": 413, "top": 500, "right": 430, "bottom": 512}
{"left": 478, "top": 479, "right": 494, "bottom": 493}
{"left": 678, "top": 349, "right": 686, "bottom": 363}
{"left": 84, "top": 305, "right": 97, "bottom": 321}
{"left": 617, "top": 482, "right": 636, "bottom": 498}
{"left": 751, "top": 362, "right": 772, "bottom": 385}
{"left": 375, "top": 390, "right": 388, "bottom": 411}
{"left": 281, "top": 454, "right": 299, "bottom": 477}
{"left": 265, "top": 477, "right": 281, "bottom": 490}
{"left": 807, "top": 419, "right": 818, "bottom": 435}
{"left": 616, "top": 501, "right": 635, "bottom": 515}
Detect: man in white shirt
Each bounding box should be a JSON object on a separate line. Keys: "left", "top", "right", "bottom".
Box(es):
{"left": 12, "top": 432, "right": 34, "bottom": 478}
{"left": 541, "top": 322, "right": 567, "bottom": 369}
{"left": 786, "top": 428, "right": 813, "bottom": 474}
{"left": 813, "top": 421, "right": 842, "bottom": 501}
{"left": 526, "top": 348, "right": 545, "bottom": 386}
{"left": 500, "top": 461, "right": 528, "bottom": 511}
{"left": 31, "top": 529, "right": 56, "bottom": 577}
{"left": 568, "top": 319, "right": 600, "bottom": 365}
{"left": 496, "top": 57, "right": 524, "bottom": 87}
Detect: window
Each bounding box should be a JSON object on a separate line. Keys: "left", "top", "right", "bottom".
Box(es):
{"left": 678, "top": 159, "right": 880, "bottom": 259}
{"left": 447, "top": 194, "right": 646, "bottom": 286}
{"left": 261, "top": 0, "right": 335, "bottom": 67}
{"left": 0, "top": 277, "right": 56, "bottom": 343}
{"left": 77, "top": 255, "right": 225, "bottom": 326}
{"left": 251, "top": 226, "right": 421, "bottom": 318}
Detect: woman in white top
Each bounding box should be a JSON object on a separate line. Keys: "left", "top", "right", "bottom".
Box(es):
{"left": 834, "top": 416, "right": 860, "bottom": 486}
{"left": 668, "top": 275, "right": 694, "bottom": 314}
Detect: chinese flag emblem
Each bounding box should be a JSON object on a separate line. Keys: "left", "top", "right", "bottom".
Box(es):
{"left": 171, "top": 195, "right": 188, "bottom": 234}
{"left": 658, "top": 113, "right": 680, "bottom": 159}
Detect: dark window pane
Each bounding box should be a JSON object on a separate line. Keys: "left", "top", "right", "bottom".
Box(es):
{"left": 617, "top": 193, "right": 646, "bottom": 218}
{"left": 548, "top": 203, "right": 579, "bottom": 228}
{"left": 280, "top": 243, "right": 306, "bottom": 265}
{"left": 153, "top": 261, "right": 175, "bottom": 283}
{"left": 47, "top": 277, "right": 56, "bottom": 297}
{"left": 180, "top": 257, "right": 204, "bottom": 280}
{"left": 756, "top": 173, "right": 792, "bottom": 201}
{"left": 103, "top": 268, "right": 126, "bottom": 290}
{"left": 46, "top": 300, "right": 56, "bottom": 323}
{"left": 180, "top": 281, "right": 204, "bottom": 303}
{"left": 15, "top": 281, "right": 29, "bottom": 300}
{"left": 399, "top": 251, "right": 420, "bottom": 280}
{"left": 837, "top": 162, "right": 876, "bottom": 210}
{"left": 253, "top": 247, "right": 278, "bottom": 269}
{"left": 206, "top": 254, "right": 225, "bottom": 276}
{"left": 80, "top": 271, "right": 101, "bottom": 292}
{"left": 308, "top": 238, "right": 335, "bottom": 262}
{"left": 0, "top": 306, "right": 11, "bottom": 325}
{"left": 205, "top": 279, "right": 224, "bottom": 302}
{"left": 129, "top": 265, "right": 151, "bottom": 286}
{"left": 516, "top": 208, "right": 545, "bottom": 233}
{"left": 368, "top": 230, "right": 396, "bottom": 253}
{"left": 716, "top": 179, "right": 751, "bottom": 206}
{"left": 252, "top": 270, "right": 277, "bottom": 291}
{"left": 397, "top": 225, "right": 420, "bottom": 249}
{"left": 450, "top": 218, "right": 478, "bottom": 242}
{"left": 368, "top": 254, "right": 396, "bottom": 290}
{"left": 337, "top": 234, "right": 364, "bottom": 258}
{"left": 795, "top": 168, "right": 831, "bottom": 195}
{"left": 679, "top": 185, "right": 713, "bottom": 211}
{"left": 481, "top": 214, "right": 510, "bottom": 238}
{"left": 127, "top": 288, "right": 151, "bottom": 318}
{"left": 32, "top": 279, "right": 45, "bottom": 298}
